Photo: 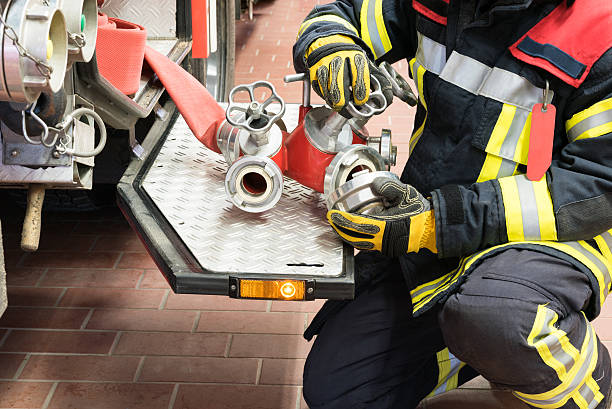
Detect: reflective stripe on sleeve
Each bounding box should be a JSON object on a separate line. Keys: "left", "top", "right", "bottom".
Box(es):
{"left": 515, "top": 315, "right": 602, "bottom": 409}
{"left": 297, "top": 15, "right": 359, "bottom": 38}
{"left": 360, "top": 0, "right": 392, "bottom": 60}
{"left": 498, "top": 175, "right": 557, "bottom": 242}
{"left": 566, "top": 97, "right": 612, "bottom": 142}
{"left": 415, "top": 32, "right": 446, "bottom": 75}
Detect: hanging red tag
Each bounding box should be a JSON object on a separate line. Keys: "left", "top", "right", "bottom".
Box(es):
{"left": 527, "top": 103, "right": 556, "bottom": 181}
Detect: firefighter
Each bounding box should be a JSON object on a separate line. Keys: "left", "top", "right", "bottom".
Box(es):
{"left": 293, "top": 0, "right": 612, "bottom": 408}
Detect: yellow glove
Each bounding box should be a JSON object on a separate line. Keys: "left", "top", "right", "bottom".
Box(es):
{"left": 305, "top": 34, "right": 370, "bottom": 111}
{"left": 327, "top": 177, "right": 437, "bottom": 257}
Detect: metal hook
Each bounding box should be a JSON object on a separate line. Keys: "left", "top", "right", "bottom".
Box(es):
{"left": 21, "top": 101, "right": 54, "bottom": 147}
{"left": 542, "top": 80, "right": 550, "bottom": 112}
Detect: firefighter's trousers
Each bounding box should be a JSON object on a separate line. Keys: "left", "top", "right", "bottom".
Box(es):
{"left": 303, "top": 249, "right": 612, "bottom": 409}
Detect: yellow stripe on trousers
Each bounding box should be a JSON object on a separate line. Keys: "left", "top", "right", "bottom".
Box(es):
{"left": 515, "top": 313, "right": 601, "bottom": 409}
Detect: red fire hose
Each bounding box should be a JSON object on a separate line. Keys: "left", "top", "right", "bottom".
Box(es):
{"left": 96, "top": 13, "right": 147, "bottom": 95}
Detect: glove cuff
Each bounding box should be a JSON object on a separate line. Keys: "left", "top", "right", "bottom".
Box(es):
{"left": 408, "top": 209, "right": 437, "bottom": 254}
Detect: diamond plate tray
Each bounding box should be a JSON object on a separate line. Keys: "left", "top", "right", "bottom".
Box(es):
{"left": 141, "top": 106, "right": 345, "bottom": 277}
{"left": 101, "top": 0, "right": 177, "bottom": 38}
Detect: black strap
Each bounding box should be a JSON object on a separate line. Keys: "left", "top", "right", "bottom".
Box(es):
{"left": 517, "top": 36, "right": 586, "bottom": 80}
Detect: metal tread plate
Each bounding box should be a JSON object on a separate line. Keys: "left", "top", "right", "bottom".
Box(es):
{"left": 141, "top": 105, "right": 345, "bottom": 278}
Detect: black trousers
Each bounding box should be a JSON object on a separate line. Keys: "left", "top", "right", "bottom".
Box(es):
{"left": 303, "top": 249, "right": 612, "bottom": 409}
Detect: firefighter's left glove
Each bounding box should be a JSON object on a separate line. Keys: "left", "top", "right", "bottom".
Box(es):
{"left": 327, "top": 177, "right": 437, "bottom": 257}
{"left": 306, "top": 34, "right": 370, "bottom": 112}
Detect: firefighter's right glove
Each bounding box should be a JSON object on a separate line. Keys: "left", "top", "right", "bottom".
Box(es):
{"left": 327, "top": 177, "right": 437, "bottom": 258}
{"left": 306, "top": 34, "right": 371, "bottom": 112}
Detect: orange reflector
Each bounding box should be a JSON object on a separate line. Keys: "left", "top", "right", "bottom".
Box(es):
{"left": 239, "top": 279, "right": 306, "bottom": 300}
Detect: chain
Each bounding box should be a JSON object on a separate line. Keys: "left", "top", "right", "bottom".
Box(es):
{"left": 68, "top": 32, "right": 86, "bottom": 48}
{"left": 0, "top": 12, "right": 53, "bottom": 79}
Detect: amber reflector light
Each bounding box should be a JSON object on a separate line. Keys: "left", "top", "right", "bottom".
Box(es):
{"left": 239, "top": 279, "right": 306, "bottom": 300}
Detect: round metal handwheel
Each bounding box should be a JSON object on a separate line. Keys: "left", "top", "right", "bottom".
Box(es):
{"left": 226, "top": 81, "right": 286, "bottom": 135}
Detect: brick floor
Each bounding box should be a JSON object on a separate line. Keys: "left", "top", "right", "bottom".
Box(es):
{"left": 0, "top": 1, "right": 611, "bottom": 408}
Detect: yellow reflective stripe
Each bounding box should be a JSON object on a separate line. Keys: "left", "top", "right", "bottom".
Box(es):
{"left": 533, "top": 177, "right": 558, "bottom": 241}
{"left": 566, "top": 98, "right": 612, "bottom": 130}
{"left": 374, "top": 0, "right": 392, "bottom": 54}
{"left": 427, "top": 348, "right": 451, "bottom": 398}
{"left": 498, "top": 176, "right": 557, "bottom": 242}
{"left": 413, "top": 240, "right": 611, "bottom": 315}
{"left": 427, "top": 348, "right": 466, "bottom": 398}
{"left": 499, "top": 177, "right": 525, "bottom": 241}
{"left": 359, "top": 0, "right": 392, "bottom": 59}
{"left": 408, "top": 58, "right": 427, "bottom": 108}
{"left": 573, "top": 122, "right": 612, "bottom": 142}
{"left": 360, "top": 0, "right": 374, "bottom": 57}
{"left": 545, "top": 242, "right": 607, "bottom": 309}
{"left": 527, "top": 305, "right": 579, "bottom": 381}
{"left": 411, "top": 257, "right": 469, "bottom": 306}
{"left": 484, "top": 103, "right": 532, "bottom": 165}
{"left": 408, "top": 58, "right": 427, "bottom": 155}
{"left": 486, "top": 104, "right": 516, "bottom": 155}
{"left": 594, "top": 235, "right": 612, "bottom": 265}
{"left": 476, "top": 154, "right": 519, "bottom": 183}
{"left": 587, "top": 377, "right": 605, "bottom": 406}
{"left": 514, "top": 112, "right": 532, "bottom": 164}
{"left": 515, "top": 314, "right": 598, "bottom": 408}
{"left": 577, "top": 241, "right": 612, "bottom": 298}
{"left": 298, "top": 15, "right": 359, "bottom": 38}
{"left": 409, "top": 116, "right": 426, "bottom": 155}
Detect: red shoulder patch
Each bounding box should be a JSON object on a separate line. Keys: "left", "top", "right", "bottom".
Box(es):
{"left": 509, "top": 0, "right": 612, "bottom": 88}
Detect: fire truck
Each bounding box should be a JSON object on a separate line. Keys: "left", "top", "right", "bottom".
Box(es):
{"left": 0, "top": 0, "right": 413, "bottom": 315}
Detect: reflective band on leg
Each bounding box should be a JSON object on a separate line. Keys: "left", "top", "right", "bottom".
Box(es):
{"left": 515, "top": 315, "right": 599, "bottom": 409}
{"left": 427, "top": 348, "right": 466, "bottom": 398}
{"left": 527, "top": 305, "right": 579, "bottom": 381}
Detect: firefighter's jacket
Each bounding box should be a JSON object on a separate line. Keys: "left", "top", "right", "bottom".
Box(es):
{"left": 294, "top": 0, "right": 612, "bottom": 318}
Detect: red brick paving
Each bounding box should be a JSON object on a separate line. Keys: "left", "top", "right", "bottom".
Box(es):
{"left": 0, "top": 0, "right": 610, "bottom": 408}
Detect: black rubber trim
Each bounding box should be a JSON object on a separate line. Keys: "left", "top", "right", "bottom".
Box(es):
{"left": 117, "top": 102, "right": 355, "bottom": 300}
{"left": 517, "top": 36, "right": 586, "bottom": 80}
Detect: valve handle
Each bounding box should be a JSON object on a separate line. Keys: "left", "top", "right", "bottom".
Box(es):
{"left": 226, "top": 81, "right": 286, "bottom": 135}
{"left": 379, "top": 61, "right": 417, "bottom": 106}
{"left": 344, "top": 75, "right": 388, "bottom": 120}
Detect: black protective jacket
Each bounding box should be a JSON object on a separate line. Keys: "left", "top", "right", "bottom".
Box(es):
{"left": 294, "top": 0, "right": 612, "bottom": 317}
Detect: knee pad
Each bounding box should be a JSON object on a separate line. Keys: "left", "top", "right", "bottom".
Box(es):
{"left": 439, "top": 291, "right": 560, "bottom": 388}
